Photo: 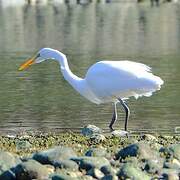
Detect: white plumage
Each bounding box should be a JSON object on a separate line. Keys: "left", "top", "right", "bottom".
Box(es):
{"left": 19, "top": 48, "right": 164, "bottom": 131}
{"left": 85, "top": 60, "right": 163, "bottom": 104}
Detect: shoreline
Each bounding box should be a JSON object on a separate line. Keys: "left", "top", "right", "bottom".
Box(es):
{"left": 0, "top": 127, "right": 179, "bottom": 179}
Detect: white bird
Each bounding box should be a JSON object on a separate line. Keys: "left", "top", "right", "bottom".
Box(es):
{"left": 19, "top": 48, "right": 164, "bottom": 131}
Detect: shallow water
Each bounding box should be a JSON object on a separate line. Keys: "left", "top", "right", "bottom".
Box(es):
{"left": 0, "top": 1, "right": 180, "bottom": 134}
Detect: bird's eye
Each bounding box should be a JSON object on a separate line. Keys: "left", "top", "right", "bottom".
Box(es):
{"left": 36, "top": 53, "right": 41, "bottom": 58}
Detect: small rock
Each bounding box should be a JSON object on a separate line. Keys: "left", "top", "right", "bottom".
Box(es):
{"left": 169, "top": 144, "right": 180, "bottom": 160}
{"left": 90, "top": 134, "right": 106, "bottom": 142}
{"left": 15, "top": 140, "right": 32, "bottom": 151}
{"left": 81, "top": 125, "right": 102, "bottom": 137}
{"left": 71, "top": 156, "right": 110, "bottom": 171}
{"left": 117, "top": 163, "right": 150, "bottom": 180}
{"left": 115, "top": 141, "right": 159, "bottom": 160}
{"left": 100, "top": 165, "right": 117, "bottom": 176}
{"left": 144, "top": 159, "right": 163, "bottom": 174}
{"left": 14, "top": 159, "right": 50, "bottom": 180}
{"left": 87, "top": 168, "right": 104, "bottom": 179}
{"left": 51, "top": 174, "right": 75, "bottom": 180}
{"left": 140, "top": 134, "right": 158, "bottom": 142}
{"left": 101, "top": 174, "right": 118, "bottom": 180}
{"left": 54, "top": 159, "right": 79, "bottom": 171}
{"left": 33, "top": 146, "right": 77, "bottom": 164}
{"left": 160, "top": 168, "right": 179, "bottom": 180}
{"left": 85, "top": 148, "right": 107, "bottom": 157}
{"left": 0, "top": 151, "right": 21, "bottom": 175}
{"left": 164, "top": 158, "right": 180, "bottom": 169}
{"left": 111, "top": 130, "right": 128, "bottom": 137}
{"left": 54, "top": 169, "right": 82, "bottom": 178}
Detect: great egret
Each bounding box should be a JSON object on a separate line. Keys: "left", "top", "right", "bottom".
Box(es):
{"left": 19, "top": 48, "right": 164, "bottom": 131}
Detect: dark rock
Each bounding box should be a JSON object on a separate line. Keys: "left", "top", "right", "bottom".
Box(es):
{"left": 81, "top": 125, "right": 102, "bottom": 137}
{"left": 101, "top": 174, "right": 118, "bottom": 180}
{"left": 117, "top": 163, "right": 150, "bottom": 180}
{"left": 0, "top": 170, "right": 16, "bottom": 180}
{"left": 71, "top": 156, "right": 110, "bottom": 171}
{"left": 100, "top": 165, "right": 117, "bottom": 176}
{"left": 33, "top": 146, "right": 77, "bottom": 164}
{"left": 115, "top": 142, "right": 159, "bottom": 160}
{"left": 51, "top": 174, "right": 75, "bottom": 180}
{"left": 14, "top": 159, "right": 50, "bottom": 180}
{"left": 54, "top": 159, "right": 79, "bottom": 171}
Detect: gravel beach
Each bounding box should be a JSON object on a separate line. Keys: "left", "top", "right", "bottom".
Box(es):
{"left": 0, "top": 125, "right": 179, "bottom": 180}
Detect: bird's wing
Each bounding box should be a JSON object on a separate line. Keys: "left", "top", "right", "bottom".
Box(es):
{"left": 85, "top": 61, "right": 156, "bottom": 101}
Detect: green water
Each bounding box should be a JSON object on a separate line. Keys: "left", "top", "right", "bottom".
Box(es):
{"left": 0, "top": 1, "right": 180, "bottom": 133}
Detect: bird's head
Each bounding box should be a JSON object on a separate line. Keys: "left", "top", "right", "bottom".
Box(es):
{"left": 19, "top": 48, "right": 62, "bottom": 71}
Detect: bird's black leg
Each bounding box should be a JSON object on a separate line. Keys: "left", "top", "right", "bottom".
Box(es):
{"left": 109, "top": 103, "right": 117, "bottom": 131}
{"left": 118, "top": 98, "right": 130, "bottom": 131}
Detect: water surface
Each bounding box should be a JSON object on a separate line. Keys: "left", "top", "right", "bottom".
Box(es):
{"left": 0, "top": 1, "right": 180, "bottom": 134}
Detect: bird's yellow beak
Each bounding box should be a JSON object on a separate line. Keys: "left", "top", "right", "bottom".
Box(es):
{"left": 18, "top": 56, "right": 36, "bottom": 71}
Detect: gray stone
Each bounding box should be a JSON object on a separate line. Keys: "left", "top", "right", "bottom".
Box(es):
{"left": 0, "top": 150, "right": 21, "bottom": 177}
{"left": 117, "top": 163, "right": 150, "bottom": 180}
{"left": 90, "top": 134, "right": 106, "bottom": 142}
{"left": 14, "top": 159, "right": 50, "bottom": 180}
{"left": 71, "top": 156, "right": 110, "bottom": 171}
{"left": 54, "top": 159, "right": 79, "bottom": 171}
{"left": 85, "top": 148, "right": 107, "bottom": 157}
{"left": 140, "top": 134, "right": 158, "bottom": 142}
{"left": 115, "top": 141, "right": 159, "bottom": 160}
{"left": 33, "top": 146, "right": 77, "bottom": 164}
{"left": 111, "top": 130, "right": 128, "bottom": 137}
{"left": 169, "top": 144, "right": 180, "bottom": 160}
{"left": 81, "top": 125, "right": 102, "bottom": 137}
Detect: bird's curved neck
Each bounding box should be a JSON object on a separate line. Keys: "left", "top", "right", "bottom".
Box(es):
{"left": 55, "top": 52, "right": 83, "bottom": 93}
